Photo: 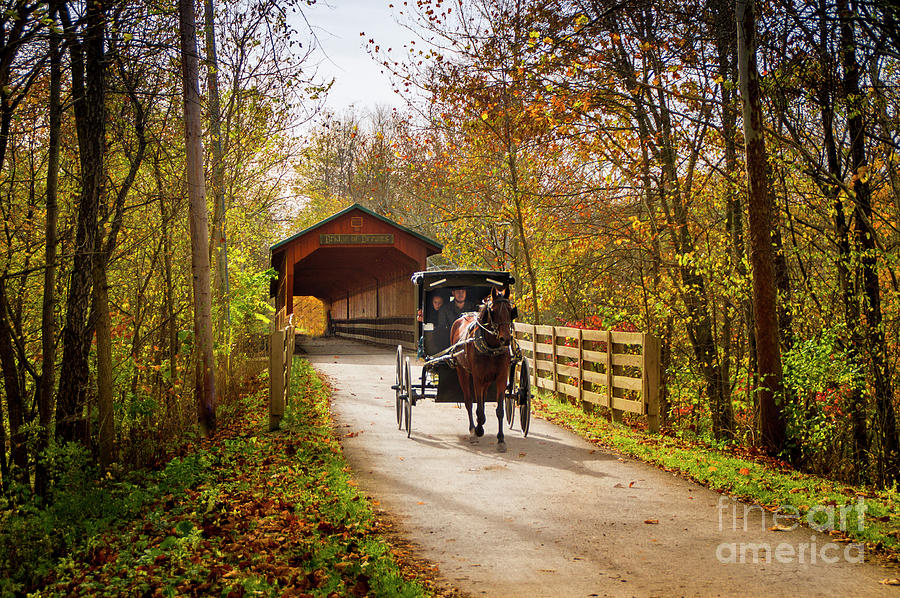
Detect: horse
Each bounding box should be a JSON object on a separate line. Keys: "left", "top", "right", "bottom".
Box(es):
{"left": 449, "top": 287, "right": 513, "bottom": 452}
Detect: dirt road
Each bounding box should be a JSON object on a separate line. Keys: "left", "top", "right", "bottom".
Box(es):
{"left": 301, "top": 336, "right": 898, "bottom": 597}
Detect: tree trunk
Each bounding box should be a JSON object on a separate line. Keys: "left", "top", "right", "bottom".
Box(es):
{"left": 179, "top": 0, "right": 217, "bottom": 436}
{"left": 36, "top": 16, "right": 61, "bottom": 495}
{"left": 839, "top": 0, "right": 899, "bottom": 482}
{"left": 506, "top": 143, "right": 540, "bottom": 325}
{"left": 0, "top": 279, "right": 27, "bottom": 479}
{"left": 204, "top": 0, "right": 230, "bottom": 337}
{"left": 92, "top": 266, "right": 115, "bottom": 468}
{"left": 737, "top": 0, "right": 786, "bottom": 454}
{"left": 56, "top": 1, "right": 106, "bottom": 445}
{"left": 0, "top": 391, "right": 7, "bottom": 491}
{"left": 637, "top": 97, "right": 671, "bottom": 426}
{"left": 609, "top": 21, "right": 730, "bottom": 439}
{"left": 714, "top": 0, "right": 742, "bottom": 433}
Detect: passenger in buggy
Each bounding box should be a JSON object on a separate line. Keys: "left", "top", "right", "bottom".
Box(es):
{"left": 427, "top": 293, "right": 445, "bottom": 324}
{"left": 436, "top": 288, "right": 473, "bottom": 346}
{"left": 417, "top": 293, "right": 446, "bottom": 323}
{"left": 418, "top": 292, "right": 448, "bottom": 356}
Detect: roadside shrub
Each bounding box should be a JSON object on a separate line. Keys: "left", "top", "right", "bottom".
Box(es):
{"left": 0, "top": 441, "right": 217, "bottom": 594}
{"left": 782, "top": 327, "right": 861, "bottom": 475}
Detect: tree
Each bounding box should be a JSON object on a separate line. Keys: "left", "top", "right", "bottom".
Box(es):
{"left": 55, "top": 0, "right": 108, "bottom": 445}
{"left": 179, "top": 0, "right": 216, "bottom": 436}
{"left": 205, "top": 0, "right": 230, "bottom": 344}
{"left": 838, "top": 0, "right": 899, "bottom": 481}
{"left": 736, "top": 0, "right": 787, "bottom": 453}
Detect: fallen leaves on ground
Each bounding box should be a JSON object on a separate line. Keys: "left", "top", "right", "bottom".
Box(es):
{"left": 37, "top": 361, "right": 438, "bottom": 598}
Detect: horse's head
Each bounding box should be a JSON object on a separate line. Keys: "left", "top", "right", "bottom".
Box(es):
{"left": 483, "top": 287, "right": 512, "bottom": 346}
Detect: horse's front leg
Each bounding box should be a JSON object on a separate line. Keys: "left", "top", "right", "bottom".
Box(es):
{"left": 474, "top": 384, "right": 486, "bottom": 438}
{"left": 456, "top": 367, "right": 477, "bottom": 438}
{"left": 495, "top": 377, "right": 506, "bottom": 452}
{"left": 463, "top": 380, "right": 477, "bottom": 438}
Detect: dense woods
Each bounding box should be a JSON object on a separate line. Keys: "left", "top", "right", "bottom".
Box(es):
{"left": 2, "top": 0, "right": 900, "bottom": 588}
{"left": 0, "top": 0, "right": 321, "bottom": 496}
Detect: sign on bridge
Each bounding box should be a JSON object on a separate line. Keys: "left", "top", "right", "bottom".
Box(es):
{"left": 319, "top": 233, "right": 394, "bottom": 245}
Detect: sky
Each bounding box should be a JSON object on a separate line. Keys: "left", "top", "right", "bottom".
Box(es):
{"left": 300, "top": 1, "right": 411, "bottom": 114}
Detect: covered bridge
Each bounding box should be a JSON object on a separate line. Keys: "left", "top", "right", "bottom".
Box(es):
{"left": 270, "top": 204, "right": 442, "bottom": 348}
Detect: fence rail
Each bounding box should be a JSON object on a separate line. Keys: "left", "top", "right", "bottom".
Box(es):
{"left": 269, "top": 307, "right": 295, "bottom": 431}
{"left": 333, "top": 316, "right": 416, "bottom": 350}
{"left": 514, "top": 323, "right": 659, "bottom": 432}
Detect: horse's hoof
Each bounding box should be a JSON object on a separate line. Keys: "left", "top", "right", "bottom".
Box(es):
{"left": 475, "top": 425, "right": 484, "bottom": 437}
{"left": 497, "top": 441, "right": 507, "bottom": 453}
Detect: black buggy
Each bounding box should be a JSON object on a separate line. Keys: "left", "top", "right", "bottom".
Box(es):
{"left": 393, "top": 269, "right": 532, "bottom": 438}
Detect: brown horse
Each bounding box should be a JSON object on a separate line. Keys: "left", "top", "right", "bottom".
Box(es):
{"left": 449, "top": 287, "right": 513, "bottom": 452}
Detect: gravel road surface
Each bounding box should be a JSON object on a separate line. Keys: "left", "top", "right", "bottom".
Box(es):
{"left": 301, "top": 336, "right": 899, "bottom": 597}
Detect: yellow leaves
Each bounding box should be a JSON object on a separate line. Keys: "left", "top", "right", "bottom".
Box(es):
{"left": 769, "top": 524, "right": 793, "bottom": 532}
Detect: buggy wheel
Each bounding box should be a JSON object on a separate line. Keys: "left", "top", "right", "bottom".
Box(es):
{"left": 403, "top": 357, "right": 413, "bottom": 438}
{"left": 504, "top": 362, "right": 516, "bottom": 428}
{"left": 519, "top": 358, "right": 532, "bottom": 437}
{"left": 396, "top": 345, "right": 404, "bottom": 429}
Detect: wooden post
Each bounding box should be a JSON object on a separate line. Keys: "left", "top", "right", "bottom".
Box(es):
{"left": 532, "top": 327, "right": 538, "bottom": 389}
{"left": 605, "top": 329, "right": 612, "bottom": 409}
{"left": 284, "top": 246, "right": 294, "bottom": 318}
{"left": 643, "top": 333, "right": 660, "bottom": 433}
{"left": 269, "top": 328, "right": 285, "bottom": 431}
{"left": 577, "top": 328, "right": 584, "bottom": 406}
{"left": 607, "top": 330, "right": 623, "bottom": 423}
{"left": 285, "top": 324, "right": 295, "bottom": 406}
{"left": 551, "top": 326, "right": 559, "bottom": 397}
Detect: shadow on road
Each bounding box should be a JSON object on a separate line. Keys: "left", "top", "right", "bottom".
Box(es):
{"left": 403, "top": 405, "right": 617, "bottom": 480}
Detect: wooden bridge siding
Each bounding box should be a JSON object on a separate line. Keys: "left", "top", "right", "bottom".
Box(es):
{"left": 273, "top": 209, "right": 433, "bottom": 315}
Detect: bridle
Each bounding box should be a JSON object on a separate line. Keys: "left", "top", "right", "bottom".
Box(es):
{"left": 473, "top": 296, "right": 512, "bottom": 356}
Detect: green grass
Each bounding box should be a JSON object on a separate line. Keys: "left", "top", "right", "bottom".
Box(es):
{"left": 29, "top": 358, "right": 430, "bottom": 597}
{"left": 533, "top": 392, "right": 900, "bottom": 560}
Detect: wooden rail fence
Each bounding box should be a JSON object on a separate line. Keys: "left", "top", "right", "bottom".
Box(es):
{"left": 269, "top": 308, "right": 295, "bottom": 431}
{"left": 513, "top": 324, "right": 660, "bottom": 432}
{"left": 333, "top": 316, "right": 416, "bottom": 350}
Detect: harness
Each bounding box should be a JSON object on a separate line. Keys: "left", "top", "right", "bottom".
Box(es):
{"left": 472, "top": 298, "right": 512, "bottom": 357}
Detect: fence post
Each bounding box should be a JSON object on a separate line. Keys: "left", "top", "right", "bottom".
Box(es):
{"left": 551, "top": 326, "right": 559, "bottom": 397}
{"left": 607, "top": 330, "right": 623, "bottom": 422}
{"left": 532, "top": 326, "right": 538, "bottom": 389}
{"left": 283, "top": 324, "right": 294, "bottom": 406}
{"left": 604, "top": 329, "right": 612, "bottom": 409}
{"left": 643, "top": 333, "right": 660, "bottom": 433}
{"left": 269, "top": 328, "right": 285, "bottom": 431}
{"left": 577, "top": 328, "right": 584, "bottom": 406}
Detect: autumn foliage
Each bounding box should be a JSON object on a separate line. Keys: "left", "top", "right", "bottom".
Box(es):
{"left": 295, "top": 0, "right": 900, "bottom": 486}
